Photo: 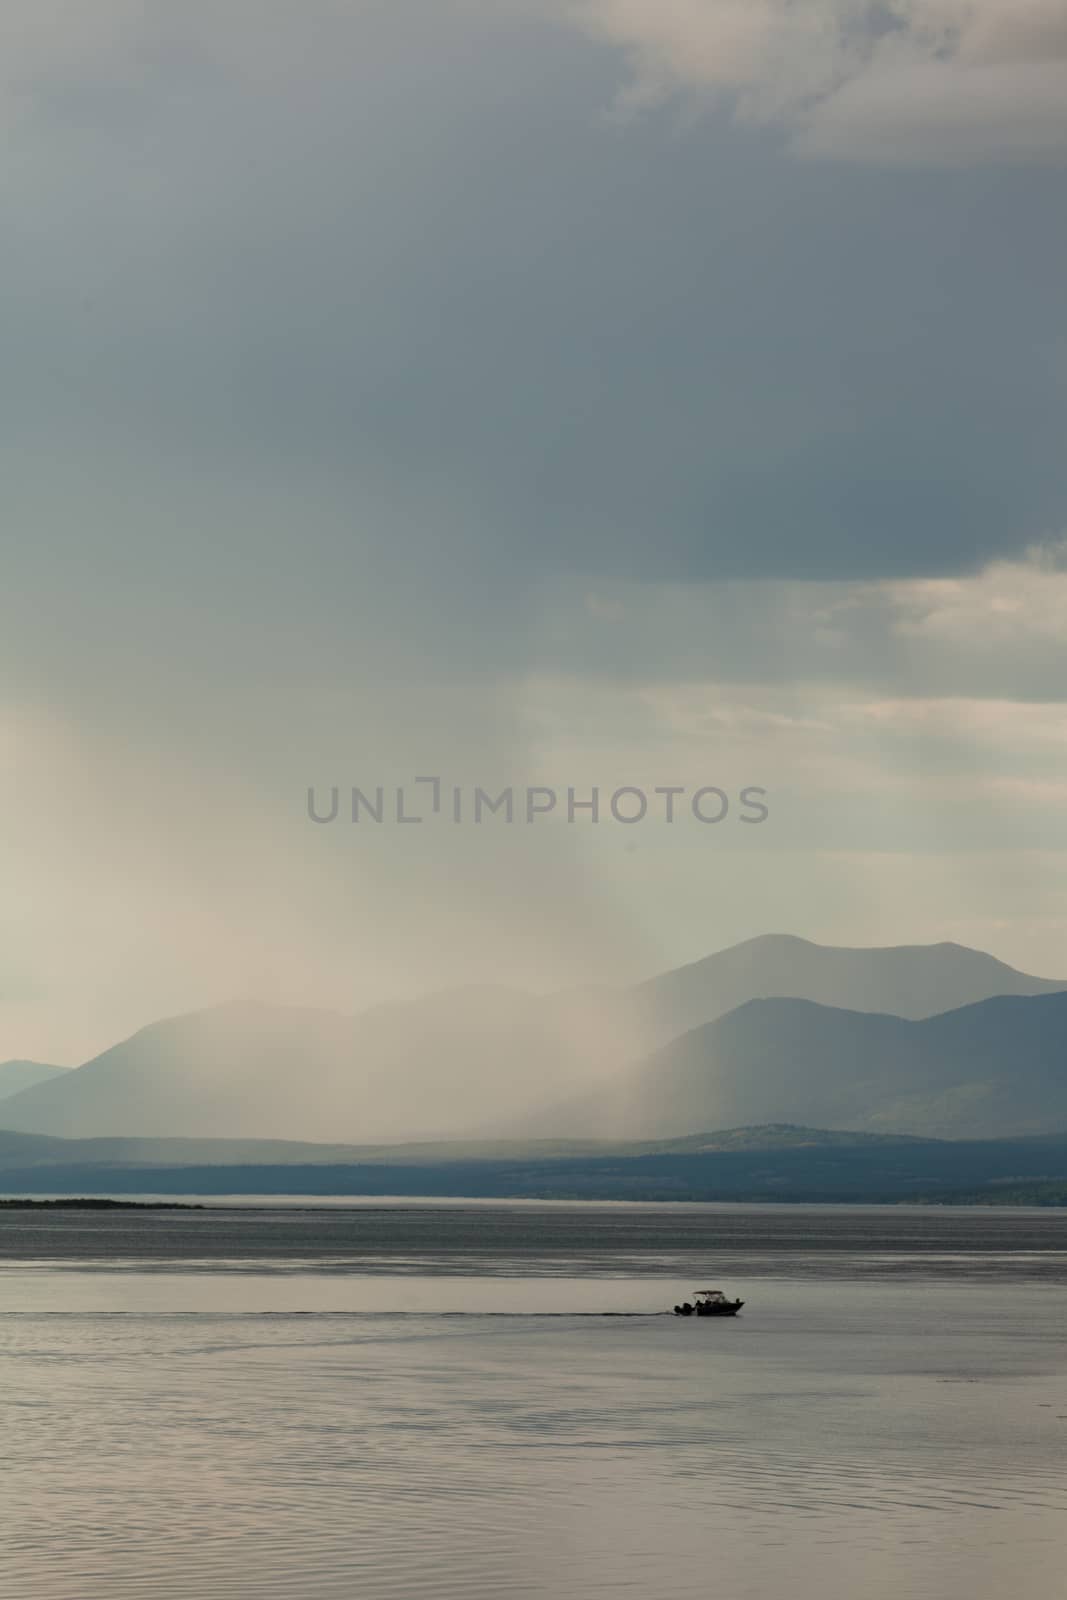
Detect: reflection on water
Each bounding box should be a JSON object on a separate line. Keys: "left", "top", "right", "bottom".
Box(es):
{"left": 2, "top": 1206, "right": 1066, "bottom": 1599}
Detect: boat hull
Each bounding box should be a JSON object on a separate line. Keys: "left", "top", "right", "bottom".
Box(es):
{"left": 673, "top": 1300, "right": 744, "bottom": 1317}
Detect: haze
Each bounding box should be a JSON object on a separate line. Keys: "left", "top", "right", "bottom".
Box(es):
{"left": 3, "top": 1, "right": 1066, "bottom": 1065}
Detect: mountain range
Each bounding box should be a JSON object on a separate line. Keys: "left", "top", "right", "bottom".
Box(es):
{"left": 630, "top": 933, "right": 1067, "bottom": 1034}
{"left": 562, "top": 992, "right": 1067, "bottom": 1141}
{"left": 2, "top": 934, "right": 1066, "bottom": 1145}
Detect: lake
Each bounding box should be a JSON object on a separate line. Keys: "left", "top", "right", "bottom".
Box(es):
{"left": 2, "top": 1202, "right": 1066, "bottom": 1599}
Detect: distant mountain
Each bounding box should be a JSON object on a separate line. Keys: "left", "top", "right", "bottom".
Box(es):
{"left": 0, "top": 1061, "right": 69, "bottom": 1101}
{"left": 3, "top": 935, "right": 1065, "bottom": 1143}
{"left": 570, "top": 992, "right": 1067, "bottom": 1142}
{"left": 631, "top": 934, "right": 1067, "bottom": 1039}
{"left": 0, "top": 988, "right": 633, "bottom": 1142}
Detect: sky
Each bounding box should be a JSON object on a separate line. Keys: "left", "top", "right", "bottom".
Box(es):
{"left": 3, "top": 0, "right": 1067, "bottom": 1063}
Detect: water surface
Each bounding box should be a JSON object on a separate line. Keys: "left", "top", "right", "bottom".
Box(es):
{"left": 2, "top": 1203, "right": 1065, "bottom": 1599}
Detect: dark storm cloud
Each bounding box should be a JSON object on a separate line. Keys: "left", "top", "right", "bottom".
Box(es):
{"left": 3, "top": 1, "right": 1065, "bottom": 606}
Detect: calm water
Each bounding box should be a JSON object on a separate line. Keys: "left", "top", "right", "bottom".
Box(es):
{"left": 2, "top": 1204, "right": 1066, "bottom": 1599}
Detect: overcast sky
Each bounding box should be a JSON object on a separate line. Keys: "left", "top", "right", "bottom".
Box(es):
{"left": 4, "top": 1, "right": 1067, "bottom": 1061}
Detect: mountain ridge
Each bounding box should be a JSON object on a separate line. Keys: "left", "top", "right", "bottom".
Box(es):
{"left": 632, "top": 933, "right": 1067, "bottom": 1038}
{"left": 0, "top": 1061, "right": 70, "bottom": 1101}
{"left": 3, "top": 935, "right": 1066, "bottom": 1142}
{"left": 566, "top": 990, "right": 1067, "bottom": 1142}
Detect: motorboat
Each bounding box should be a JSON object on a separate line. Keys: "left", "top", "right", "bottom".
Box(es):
{"left": 673, "top": 1288, "right": 743, "bottom": 1317}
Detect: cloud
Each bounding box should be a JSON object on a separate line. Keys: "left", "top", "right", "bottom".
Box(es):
{"left": 0, "top": 0, "right": 1062, "bottom": 595}
{"left": 514, "top": 539, "right": 1067, "bottom": 706}
{"left": 884, "top": 539, "right": 1067, "bottom": 645}
{"left": 2, "top": 2, "right": 1065, "bottom": 169}
{"left": 567, "top": 1, "right": 1067, "bottom": 164}
{"left": 796, "top": 59, "right": 1067, "bottom": 164}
